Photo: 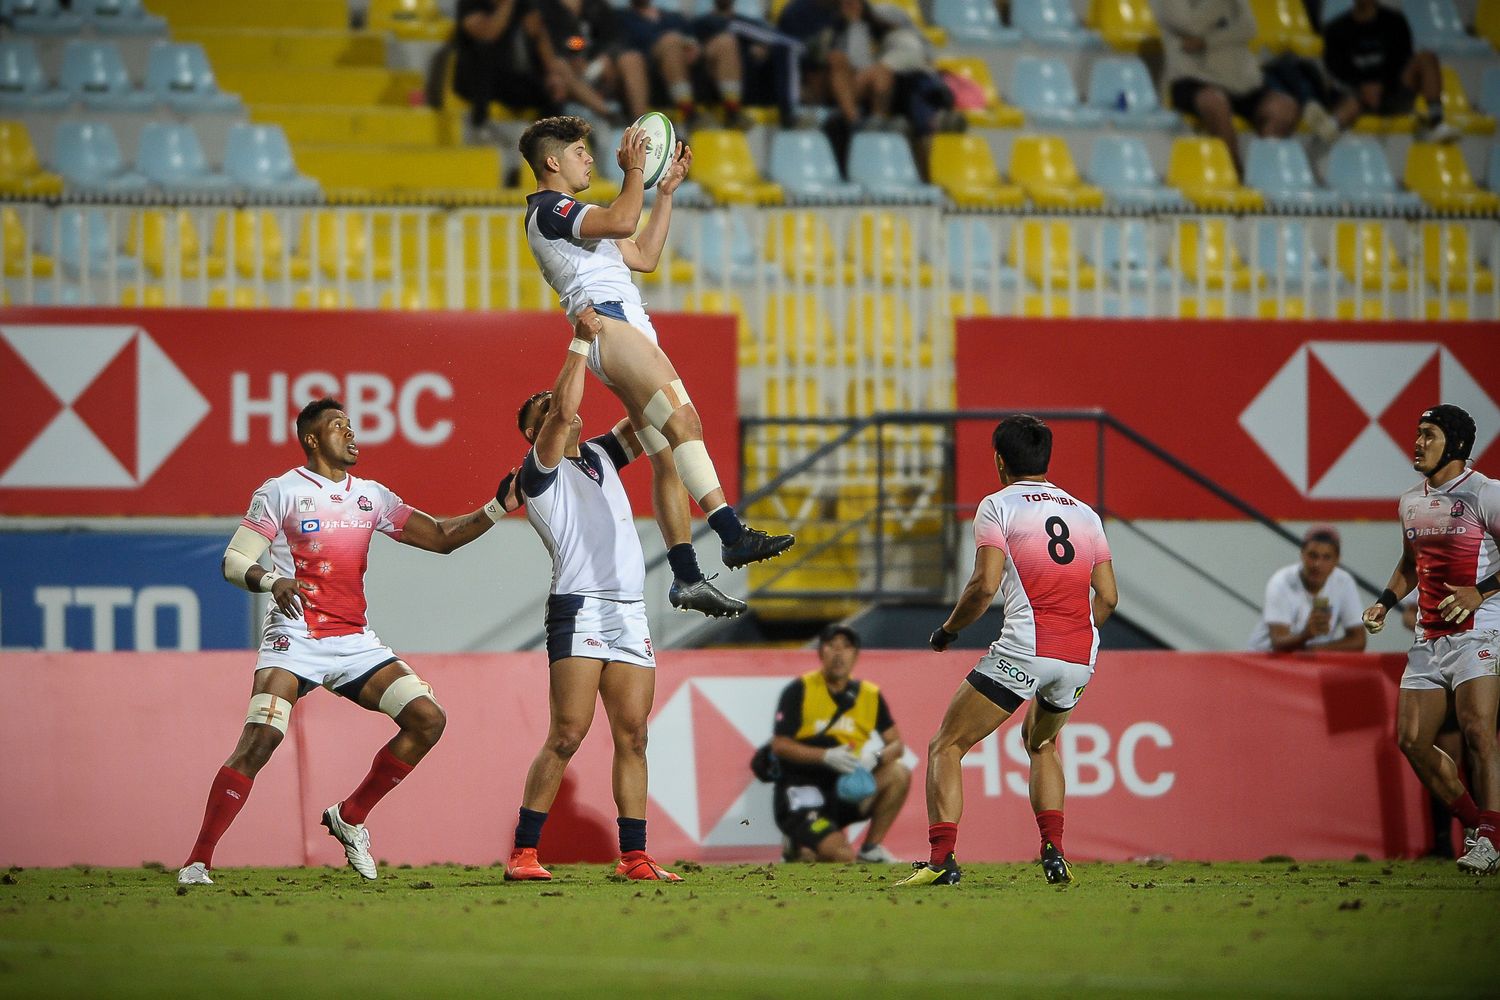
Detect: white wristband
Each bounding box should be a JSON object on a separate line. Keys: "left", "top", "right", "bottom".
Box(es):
{"left": 259, "top": 570, "right": 283, "bottom": 593}
{"left": 483, "top": 499, "right": 505, "bottom": 523}
{"left": 568, "top": 338, "right": 591, "bottom": 357}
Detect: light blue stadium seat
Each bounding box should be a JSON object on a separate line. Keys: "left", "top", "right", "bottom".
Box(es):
{"left": 1244, "top": 137, "right": 1343, "bottom": 211}
{"left": 1322, "top": 0, "right": 1353, "bottom": 21}
{"left": 1488, "top": 144, "right": 1500, "bottom": 194}
{"left": 1087, "top": 135, "right": 1187, "bottom": 210}
{"left": 80, "top": 0, "right": 166, "bottom": 35}
{"left": 137, "top": 122, "right": 235, "bottom": 193}
{"left": 53, "top": 121, "right": 149, "bottom": 193}
{"left": 146, "top": 43, "right": 243, "bottom": 113}
{"left": 1012, "top": 57, "right": 1105, "bottom": 127}
{"left": 1090, "top": 220, "right": 1171, "bottom": 289}
{"left": 1402, "top": 0, "right": 1491, "bottom": 55}
{"left": 731, "top": 0, "right": 766, "bottom": 18}
{"left": 1251, "top": 219, "right": 1335, "bottom": 288}
{"left": 1480, "top": 67, "right": 1500, "bottom": 115}
{"left": 930, "top": 0, "right": 1022, "bottom": 44}
{"left": 682, "top": 210, "right": 774, "bottom": 282}
{"left": 846, "top": 131, "right": 943, "bottom": 204}
{"left": 768, "top": 129, "right": 863, "bottom": 204}
{"left": 0, "top": 0, "right": 83, "bottom": 34}
{"left": 50, "top": 207, "right": 140, "bottom": 278}
{"left": 1012, "top": 0, "right": 1103, "bottom": 47}
{"left": 1086, "top": 57, "right": 1179, "bottom": 129}
{"left": 224, "top": 123, "right": 321, "bottom": 199}
{"left": 1324, "top": 134, "right": 1422, "bottom": 210}
{"left": 946, "top": 217, "right": 1020, "bottom": 287}
{"left": 60, "top": 40, "right": 157, "bottom": 111}
{"left": 0, "top": 39, "right": 71, "bottom": 111}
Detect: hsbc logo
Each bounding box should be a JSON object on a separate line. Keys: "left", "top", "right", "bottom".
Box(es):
{"left": 1239, "top": 343, "right": 1499, "bottom": 499}
{"left": 0, "top": 325, "right": 209, "bottom": 489}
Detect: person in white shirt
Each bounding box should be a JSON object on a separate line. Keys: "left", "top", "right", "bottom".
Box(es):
{"left": 1249, "top": 525, "right": 1367, "bottom": 653}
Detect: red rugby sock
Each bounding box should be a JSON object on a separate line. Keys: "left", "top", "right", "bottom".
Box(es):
{"left": 185, "top": 766, "right": 253, "bottom": 868}
{"left": 1477, "top": 811, "right": 1500, "bottom": 843}
{"left": 1447, "top": 791, "right": 1481, "bottom": 829}
{"left": 1036, "top": 809, "right": 1065, "bottom": 854}
{"left": 339, "top": 746, "right": 414, "bottom": 825}
{"left": 928, "top": 822, "right": 958, "bottom": 865}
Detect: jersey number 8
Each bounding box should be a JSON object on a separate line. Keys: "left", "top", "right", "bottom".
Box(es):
{"left": 1045, "top": 516, "right": 1075, "bottom": 565}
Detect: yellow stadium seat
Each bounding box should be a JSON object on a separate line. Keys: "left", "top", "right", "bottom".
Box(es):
{"left": 932, "top": 58, "right": 1024, "bottom": 128}
{"left": 295, "top": 144, "right": 502, "bottom": 198}
{"left": 1415, "top": 68, "right": 1496, "bottom": 136}
{"left": 850, "top": 212, "right": 934, "bottom": 285}
{"left": 1419, "top": 223, "right": 1496, "bottom": 292}
{"left": 460, "top": 271, "right": 551, "bottom": 310}
{"left": 748, "top": 523, "right": 861, "bottom": 621}
{"left": 1334, "top": 221, "right": 1410, "bottom": 291}
{"left": 691, "top": 130, "right": 783, "bottom": 205}
{"left": 293, "top": 287, "right": 357, "bottom": 309}
{"left": 846, "top": 292, "right": 927, "bottom": 366}
{"left": 635, "top": 210, "right": 694, "bottom": 285}
{"left": 3, "top": 207, "right": 54, "bottom": 277}
{"left": 217, "top": 68, "right": 420, "bottom": 106}
{"left": 930, "top": 134, "right": 1026, "bottom": 209}
{"left": 0, "top": 120, "right": 63, "bottom": 197}
{"left": 681, "top": 290, "right": 754, "bottom": 366}
{"left": 146, "top": 0, "right": 348, "bottom": 31}
{"left": 379, "top": 282, "right": 447, "bottom": 309}
{"left": 1171, "top": 220, "right": 1260, "bottom": 291}
{"left": 1256, "top": 297, "right": 1312, "bottom": 319}
{"left": 126, "top": 211, "right": 224, "bottom": 279}
{"left": 299, "top": 212, "right": 394, "bottom": 280}
{"left": 1177, "top": 297, "right": 1230, "bottom": 318}
{"left": 764, "top": 375, "right": 824, "bottom": 417}
{"left": 1423, "top": 298, "right": 1472, "bottom": 319}
{"left": 1166, "top": 137, "right": 1265, "bottom": 210}
{"left": 211, "top": 211, "right": 311, "bottom": 280}
{"left": 947, "top": 292, "right": 992, "bottom": 316}
{"left": 183, "top": 30, "right": 387, "bottom": 71}
{"left": 373, "top": 212, "right": 448, "bottom": 274}
{"left": 1479, "top": 0, "right": 1500, "bottom": 49}
{"left": 1249, "top": 0, "right": 1322, "bottom": 56}
{"left": 253, "top": 106, "right": 450, "bottom": 148}
{"left": 765, "top": 212, "right": 848, "bottom": 283}
{"left": 1020, "top": 294, "right": 1074, "bottom": 317}
{"left": 764, "top": 293, "right": 837, "bottom": 365}
{"left": 458, "top": 212, "right": 523, "bottom": 269}
{"left": 209, "top": 286, "right": 271, "bottom": 308}
{"left": 120, "top": 285, "right": 168, "bottom": 307}
{"left": 1007, "top": 221, "right": 1098, "bottom": 290}
{"left": 1009, "top": 136, "right": 1105, "bottom": 209}
{"left": 366, "top": 0, "right": 452, "bottom": 41}
{"left": 1404, "top": 143, "right": 1500, "bottom": 213}
{"left": 1087, "top": 0, "right": 1160, "bottom": 50}
{"left": 1336, "top": 298, "right": 1387, "bottom": 320}
{"left": 508, "top": 156, "right": 620, "bottom": 205}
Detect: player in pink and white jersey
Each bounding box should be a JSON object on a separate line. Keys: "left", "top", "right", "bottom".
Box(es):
{"left": 178, "top": 396, "right": 517, "bottom": 886}
{"left": 897, "top": 415, "right": 1117, "bottom": 888}
{"left": 1362, "top": 404, "right": 1500, "bottom": 874}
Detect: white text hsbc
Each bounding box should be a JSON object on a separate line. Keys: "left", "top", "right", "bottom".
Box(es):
{"left": 230, "top": 372, "right": 454, "bottom": 446}
{"left": 961, "top": 721, "right": 1175, "bottom": 798}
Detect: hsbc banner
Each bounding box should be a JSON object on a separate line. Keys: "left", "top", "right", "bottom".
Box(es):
{"left": 0, "top": 309, "right": 737, "bottom": 516}
{"left": 0, "top": 532, "right": 251, "bottom": 651}
{"left": 955, "top": 319, "right": 1500, "bottom": 519}
{"left": 1, "top": 650, "right": 1424, "bottom": 867}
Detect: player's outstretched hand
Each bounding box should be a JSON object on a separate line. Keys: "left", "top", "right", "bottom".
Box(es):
{"left": 272, "top": 577, "right": 313, "bottom": 619}
{"left": 617, "top": 126, "right": 647, "bottom": 175}
{"left": 656, "top": 142, "right": 692, "bottom": 196}
{"left": 929, "top": 625, "right": 957, "bottom": 651}
{"left": 1361, "top": 603, "right": 1387, "bottom": 635}
{"left": 497, "top": 467, "right": 522, "bottom": 514}
{"left": 1437, "top": 583, "right": 1481, "bottom": 624}
{"left": 823, "top": 746, "right": 859, "bottom": 774}
{"left": 573, "top": 305, "right": 603, "bottom": 343}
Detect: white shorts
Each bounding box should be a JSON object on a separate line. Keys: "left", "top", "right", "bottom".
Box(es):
{"left": 1401, "top": 629, "right": 1500, "bottom": 691}
{"left": 255, "top": 626, "right": 401, "bottom": 698}
{"left": 589, "top": 300, "right": 658, "bottom": 387}
{"left": 545, "top": 593, "right": 655, "bottom": 668}
{"left": 967, "top": 646, "right": 1094, "bottom": 713}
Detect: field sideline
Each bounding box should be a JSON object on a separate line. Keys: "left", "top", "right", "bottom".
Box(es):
{"left": 1, "top": 860, "right": 1494, "bottom": 998}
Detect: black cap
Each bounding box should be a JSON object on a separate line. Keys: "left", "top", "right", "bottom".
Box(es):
{"left": 818, "top": 623, "right": 861, "bottom": 649}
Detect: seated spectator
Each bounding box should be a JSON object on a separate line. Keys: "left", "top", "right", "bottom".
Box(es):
{"left": 537, "top": 0, "right": 628, "bottom": 123}
{"left": 776, "top": 0, "right": 841, "bottom": 118}
{"left": 1322, "top": 0, "right": 1458, "bottom": 143}
{"left": 1249, "top": 525, "right": 1367, "bottom": 653}
{"left": 454, "top": 0, "right": 564, "bottom": 142}
{"left": 693, "top": 0, "right": 804, "bottom": 126}
{"left": 617, "top": 0, "right": 745, "bottom": 127}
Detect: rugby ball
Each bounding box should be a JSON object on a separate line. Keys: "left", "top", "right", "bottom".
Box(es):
{"left": 633, "top": 111, "right": 676, "bottom": 190}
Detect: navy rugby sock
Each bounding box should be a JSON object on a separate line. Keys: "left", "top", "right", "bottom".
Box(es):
{"left": 707, "top": 506, "right": 744, "bottom": 545}
{"left": 618, "top": 817, "right": 647, "bottom": 854}
{"left": 515, "top": 807, "right": 548, "bottom": 850}
{"left": 667, "top": 543, "right": 705, "bottom": 584}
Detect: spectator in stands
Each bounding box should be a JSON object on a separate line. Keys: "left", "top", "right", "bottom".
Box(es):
{"left": 454, "top": 0, "right": 566, "bottom": 143}
{"left": 776, "top": 0, "right": 841, "bottom": 118}
{"left": 692, "top": 0, "right": 804, "bottom": 127}
{"left": 617, "top": 0, "right": 746, "bottom": 127}
{"left": 537, "top": 0, "right": 630, "bottom": 123}
{"left": 1249, "top": 525, "right": 1367, "bottom": 653}
{"left": 1321, "top": 0, "right": 1459, "bottom": 143}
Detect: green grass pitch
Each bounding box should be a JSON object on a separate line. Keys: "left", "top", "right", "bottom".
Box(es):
{"left": 1, "top": 860, "right": 1494, "bottom": 997}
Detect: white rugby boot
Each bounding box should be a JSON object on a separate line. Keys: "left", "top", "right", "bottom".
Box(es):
{"left": 322, "top": 803, "right": 377, "bottom": 880}
{"left": 1456, "top": 835, "right": 1499, "bottom": 875}
{"left": 177, "top": 862, "right": 213, "bottom": 885}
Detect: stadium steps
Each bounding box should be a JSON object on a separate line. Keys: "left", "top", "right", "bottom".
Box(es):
{"left": 214, "top": 67, "right": 423, "bottom": 107}
{"left": 175, "top": 29, "right": 388, "bottom": 71}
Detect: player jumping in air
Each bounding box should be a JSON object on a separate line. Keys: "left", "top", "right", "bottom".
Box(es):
{"left": 897, "top": 415, "right": 1118, "bottom": 887}
{"left": 1362, "top": 404, "right": 1500, "bottom": 875}
{"left": 177, "top": 398, "right": 511, "bottom": 885}
{"left": 519, "top": 115, "right": 794, "bottom": 620}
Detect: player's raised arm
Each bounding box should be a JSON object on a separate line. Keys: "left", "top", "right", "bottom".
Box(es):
{"left": 396, "top": 467, "right": 520, "bottom": 555}
{"left": 618, "top": 143, "right": 690, "bottom": 273}
{"left": 578, "top": 127, "right": 647, "bottom": 240}
{"left": 1364, "top": 534, "right": 1419, "bottom": 634}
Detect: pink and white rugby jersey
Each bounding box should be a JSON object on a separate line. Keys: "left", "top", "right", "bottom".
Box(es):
{"left": 1399, "top": 469, "right": 1500, "bottom": 640}
{"left": 973, "top": 480, "right": 1112, "bottom": 666}
{"left": 240, "top": 467, "right": 413, "bottom": 639}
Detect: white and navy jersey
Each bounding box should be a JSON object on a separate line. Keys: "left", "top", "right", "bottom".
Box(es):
{"left": 525, "top": 189, "right": 645, "bottom": 321}
{"left": 1399, "top": 469, "right": 1500, "bottom": 640}
{"left": 520, "top": 431, "right": 644, "bottom": 600}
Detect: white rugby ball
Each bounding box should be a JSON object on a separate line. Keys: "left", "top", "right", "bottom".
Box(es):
{"left": 633, "top": 111, "right": 676, "bottom": 190}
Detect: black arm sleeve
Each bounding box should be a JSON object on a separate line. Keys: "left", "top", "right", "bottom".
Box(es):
{"left": 772, "top": 680, "right": 805, "bottom": 738}
{"left": 875, "top": 692, "right": 895, "bottom": 733}
{"left": 526, "top": 190, "right": 587, "bottom": 241}
{"left": 518, "top": 449, "right": 558, "bottom": 498}
{"left": 588, "top": 431, "right": 632, "bottom": 471}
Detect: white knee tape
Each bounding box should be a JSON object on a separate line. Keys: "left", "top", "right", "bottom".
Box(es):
{"left": 644, "top": 379, "right": 690, "bottom": 432}
{"left": 672, "top": 439, "right": 722, "bottom": 504}
{"left": 245, "top": 693, "right": 291, "bottom": 734}
{"left": 636, "top": 424, "right": 670, "bottom": 455}
{"left": 379, "top": 673, "right": 437, "bottom": 720}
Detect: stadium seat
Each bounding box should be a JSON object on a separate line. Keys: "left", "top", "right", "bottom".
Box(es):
{"left": 930, "top": 0, "right": 1021, "bottom": 44}
{"left": 146, "top": 0, "right": 348, "bottom": 31}
{"left": 933, "top": 57, "right": 1024, "bottom": 128}
{"left": 850, "top": 211, "right": 934, "bottom": 285}
{"left": 946, "top": 217, "right": 1021, "bottom": 287}
{"left": 1324, "top": 135, "right": 1422, "bottom": 209}
{"left": 1087, "top": 134, "right": 1187, "bottom": 209}
{"left": 292, "top": 145, "right": 502, "bottom": 199}
{"left": 300, "top": 211, "right": 393, "bottom": 280}
{"left": 1085, "top": 57, "right": 1179, "bottom": 129}
{"left": 366, "top": 0, "right": 452, "bottom": 41}
{"left": 3, "top": 205, "right": 55, "bottom": 276}
{"left": 125, "top": 210, "right": 224, "bottom": 278}
{"left": 680, "top": 210, "right": 772, "bottom": 283}
{"left": 224, "top": 124, "right": 321, "bottom": 199}
{"left": 1087, "top": 0, "right": 1160, "bottom": 51}
{"left": 0, "top": 40, "right": 72, "bottom": 111}
{"left": 0, "top": 119, "right": 64, "bottom": 195}
{"left": 1489, "top": 143, "right": 1500, "bottom": 193}
{"left": 1009, "top": 136, "right": 1105, "bottom": 209}
{"left": 846, "top": 132, "right": 943, "bottom": 204}
{"left": 80, "top": 0, "right": 166, "bottom": 35}
{"left": 211, "top": 210, "right": 310, "bottom": 279}
{"left": 208, "top": 285, "right": 271, "bottom": 308}
{"left": 52, "top": 121, "right": 150, "bottom": 193}
{"left": 1089, "top": 219, "right": 1170, "bottom": 289}
{"left": 1008, "top": 220, "right": 1097, "bottom": 290}
{"left": 1166, "top": 137, "right": 1265, "bottom": 210}
{"left": 1404, "top": 142, "right": 1500, "bottom": 212}
{"left": 1252, "top": 219, "right": 1336, "bottom": 289}
{"left": 1402, "top": 0, "right": 1491, "bottom": 54}
{"left": 765, "top": 292, "right": 837, "bottom": 365}
{"left": 846, "top": 292, "right": 927, "bottom": 366}
{"left": 1333, "top": 220, "right": 1411, "bottom": 290}
{"left": 1414, "top": 67, "right": 1496, "bottom": 135}
{"left": 50, "top": 207, "right": 140, "bottom": 278}
{"left": 1013, "top": 0, "right": 1104, "bottom": 46}
{"left": 1419, "top": 222, "right": 1496, "bottom": 292}
{"left": 930, "top": 134, "right": 1024, "bottom": 208}
{"left": 768, "top": 129, "right": 863, "bottom": 204}
{"left": 1244, "top": 138, "right": 1342, "bottom": 210}
{"left": 1171, "top": 219, "right": 1260, "bottom": 291}
{"left": 293, "top": 286, "right": 357, "bottom": 309}
{"left": 1479, "top": 0, "right": 1500, "bottom": 49}
{"left": 60, "top": 41, "right": 158, "bottom": 112}
{"left": 874, "top": 0, "right": 947, "bottom": 46}
{"left": 690, "top": 129, "right": 783, "bottom": 205}
{"left": 764, "top": 211, "right": 848, "bottom": 283}
{"left": 1481, "top": 68, "right": 1500, "bottom": 116}
{"left": 145, "top": 42, "right": 244, "bottom": 114}
{"left": 138, "top": 123, "right": 235, "bottom": 194}
{"left": 1249, "top": 0, "right": 1322, "bottom": 56}
{"left": 0, "top": 0, "right": 82, "bottom": 33}
{"left": 1011, "top": 57, "right": 1105, "bottom": 127}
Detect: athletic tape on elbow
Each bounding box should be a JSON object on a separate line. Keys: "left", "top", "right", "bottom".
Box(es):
{"left": 379, "top": 673, "right": 438, "bottom": 720}
{"left": 245, "top": 693, "right": 291, "bottom": 734}
{"left": 223, "top": 526, "right": 270, "bottom": 587}
{"left": 643, "top": 379, "right": 689, "bottom": 432}
{"left": 672, "top": 440, "right": 721, "bottom": 504}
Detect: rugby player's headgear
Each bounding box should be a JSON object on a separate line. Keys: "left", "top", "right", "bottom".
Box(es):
{"left": 1419, "top": 404, "right": 1476, "bottom": 468}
